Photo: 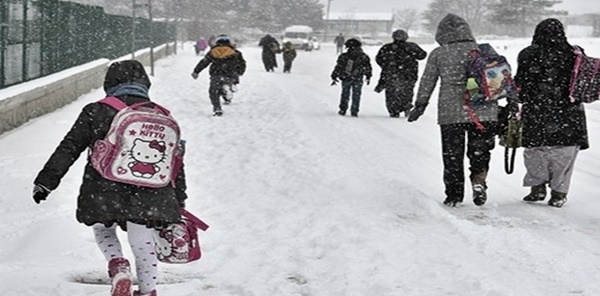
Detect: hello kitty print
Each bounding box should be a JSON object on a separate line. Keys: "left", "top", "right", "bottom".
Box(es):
{"left": 91, "top": 97, "right": 182, "bottom": 188}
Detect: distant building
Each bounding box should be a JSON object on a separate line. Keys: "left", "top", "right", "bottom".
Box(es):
{"left": 324, "top": 12, "right": 394, "bottom": 38}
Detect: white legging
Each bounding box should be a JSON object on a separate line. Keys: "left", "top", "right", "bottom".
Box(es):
{"left": 93, "top": 222, "right": 158, "bottom": 293}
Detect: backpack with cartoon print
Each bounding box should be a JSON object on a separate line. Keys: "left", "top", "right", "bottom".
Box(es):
{"left": 154, "top": 208, "right": 209, "bottom": 264}
{"left": 90, "top": 97, "right": 182, "bottom": 188}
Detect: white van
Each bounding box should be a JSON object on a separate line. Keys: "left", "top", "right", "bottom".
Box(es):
{"left": 282, "top": 25, "right": 315, "bottom": 51}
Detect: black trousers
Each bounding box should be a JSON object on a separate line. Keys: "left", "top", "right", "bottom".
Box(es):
{"left": 440, "top": 121, "right": 496, "bottom": 201}
{"left": 209, "top": 76, "right": 233, "bottom": 111}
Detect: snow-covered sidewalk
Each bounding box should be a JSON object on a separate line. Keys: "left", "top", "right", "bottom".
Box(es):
{"left": 1, "top": 40, "right": 600, "bottom": 296}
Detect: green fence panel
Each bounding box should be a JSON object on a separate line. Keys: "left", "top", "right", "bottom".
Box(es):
{"left": 0, "top": 0, "right": 175, "bottom": 90}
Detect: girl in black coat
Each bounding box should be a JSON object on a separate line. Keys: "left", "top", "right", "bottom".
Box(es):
{"left": 514, "top": 18, "right": 589, "bottom": 207}
{"left": 33, "top": 60, "right": 187, "bottom": 296}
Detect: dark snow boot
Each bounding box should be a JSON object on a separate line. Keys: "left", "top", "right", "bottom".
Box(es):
{"left": 523, "top": 183, "right": 547, "bottom": 202}
{"left": 338, "top": 110, "right": 346, "bottom": 116}
{"left": 443, "top": 196, "right": 462, "bottom": 207}
{"left": 213, "top": 109, "right": 223, "bottom": 116}
{"left": 471, "top": 172, "right": 487, "bottom": 206}
{"left": 108, "top": 258, "right": 133, "bottom": 296}
{"left": 548, "top": 190, "right": 567, "bottom": 208}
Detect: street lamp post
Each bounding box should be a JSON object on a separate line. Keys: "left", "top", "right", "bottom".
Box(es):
{"left": 132, "top": 0, "right": 154, "bottom": 76}
{"left": 148, "top": 0, "right": 154, "bottom": 76}
{"left": 324, "top": 0, "right": 333, "bottom": 42}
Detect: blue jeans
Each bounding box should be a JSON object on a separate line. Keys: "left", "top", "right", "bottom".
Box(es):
{"left": 339, "top": 80, "right": 363, "bottom": 114}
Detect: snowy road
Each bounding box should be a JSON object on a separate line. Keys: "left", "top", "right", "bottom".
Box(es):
{"left": 1, "top": 40, "right": 600, "bottom": 295}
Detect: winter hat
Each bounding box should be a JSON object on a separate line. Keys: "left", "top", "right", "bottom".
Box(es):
{"left": 103, "top": 60, "right": 151, "bottom": 92}
{"left": 392, "top": 29, "right": 408, "bottom": 41}
{"left": 215, "top": 34, "right": 231, "bottom": 45}
{"left": 344, "top": 38, "right": 362, "bottom": 48}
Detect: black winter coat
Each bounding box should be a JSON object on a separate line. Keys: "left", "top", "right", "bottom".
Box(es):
{"left": 515, "top": 19, "right": 589, "bottom": 150}
{"left": 34, "top": 94, "right": 188, "bottom": 226}
{"left": 376, "top": 40, "right": 427, "bottom": 82}
{"left": 193, "top": 44, "right": 246, "bottom": 78}
{"left": 331, "top": 47, "right": 372, "bottom": 81}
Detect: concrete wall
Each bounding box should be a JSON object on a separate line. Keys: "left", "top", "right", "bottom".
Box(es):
{"left": 0, "top": 44, "right": 174, "bottom": 135}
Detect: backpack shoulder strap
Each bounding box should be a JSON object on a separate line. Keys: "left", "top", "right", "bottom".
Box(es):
{"left": 180, "top": 208, "right": 209, "bottom": 231}
{"left": 98, "top": 96, "right": 128, "bottom": 111}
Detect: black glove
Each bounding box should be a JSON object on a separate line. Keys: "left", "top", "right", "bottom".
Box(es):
{"left": 365, "top": 78, "right": 371, "bottom": 85}
{"left": 407, "top": 105, "right": 426, "bottom": 122}
{"left": 33, "top": 184, "right": 51, "bottom": 204}
{"left": 191, "top": 72, "right": 199, "bottom": 79}
{"left": 330, "top": 78, "right": 339, "bottom": 86}
{"left": 507, "top": 101, "right": 520, "bottom": 114}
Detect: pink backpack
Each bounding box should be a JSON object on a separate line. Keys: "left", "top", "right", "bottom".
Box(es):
{"left": 90, "top": 97, "right": 182, "bottom": 188}
{"left": 155, "top": 208, "right": 209, "bottom": 264}
{"left": 569, "top": 45, "right": 600, "bottom": 104}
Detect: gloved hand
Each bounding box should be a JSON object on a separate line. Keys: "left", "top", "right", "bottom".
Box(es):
{"left": 366, "top": 78, "right": 371, "bottom": 85}
{"left": 33, "top": 184, "right": 51, "bottom": 204}
{"left": 507, "top": 101, "right": 520, "bottom": 114}
{"left": 330, "top": 78, "right": 339, "bottom": 86}
{"left": 407, "top": 105, "right": 426, "bottom": 122}
{"left": 191, "top": 72, "right": 199, "bottom": 79}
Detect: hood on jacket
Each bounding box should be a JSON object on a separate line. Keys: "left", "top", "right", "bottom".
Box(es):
{"left": 103, "top": 60, "right": 151, "bottom": 92}
{"left": 435, "top": 13, "right": 475, "bottom": 46}
{"left": 532, "top": 18, "right": 571, "bottom": 50}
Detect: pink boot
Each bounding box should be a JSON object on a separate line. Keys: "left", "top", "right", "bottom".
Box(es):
{"left": 133, "top": 290, "right": 157, "bottom": 296}
{"left": 108, "top": 258, "right": 133, "bottom": 296}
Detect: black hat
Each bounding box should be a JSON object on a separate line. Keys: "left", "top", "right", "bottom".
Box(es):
{"left": 392, "top": 29, "right": 408, "bottom": 41}
{"left": 345, "top": 38, "right": 361, "bottom": 48}
{"left": 215, "top": 34, "right": 231, "bottom": 45}
{"left": 103, "top": 60, "right": 151, "bottom": 92}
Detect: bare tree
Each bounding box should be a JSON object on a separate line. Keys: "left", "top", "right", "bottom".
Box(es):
{"left": 394, "top": 8, "right": 420, "bottom": 33}
{"left": 422, "top": 0, "right": 493, "bottom": 36}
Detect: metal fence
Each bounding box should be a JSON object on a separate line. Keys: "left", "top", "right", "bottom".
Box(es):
{"left": 0, "top": 0, "right": 175, "bottom": 89}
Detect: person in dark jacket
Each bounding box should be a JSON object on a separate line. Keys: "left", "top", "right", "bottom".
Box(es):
{"left": 282, "top": 41, "right": 297, "bottom": 73}
{"left": 192, "top": 34, "right": 247, "bottom": 116}
{"left": 334, "top": 33, "right": 345, "bottom": 55}
{"left": 514, "top": 18, "right": 589, "bottom": 208}
{"left": 32, "top": 60, "right": 188, "bottom": 296}
{"left": 408, "top": 14, "right": 498, "bottom": 207}
{"left": 375, "top": 29, "right": 427, "bottom": 117}
{"left": 258, "top": 34, "right": 280, "bottom": 72}
{"left": 331, "top": 38, "right": 373, "bottom": 117}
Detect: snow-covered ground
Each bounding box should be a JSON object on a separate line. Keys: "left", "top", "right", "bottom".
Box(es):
{"left": 1, "top": 38, "right": 600, "bottom": 296}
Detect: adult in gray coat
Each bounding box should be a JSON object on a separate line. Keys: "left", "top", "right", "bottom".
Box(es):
{"left": 408, "top": 14, "right": 498, "bottom": 207}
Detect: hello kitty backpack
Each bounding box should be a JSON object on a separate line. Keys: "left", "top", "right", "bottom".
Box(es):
{"left": 90, "top": 97, "right": 182, "bottom": 188}
{"left": 155, "top": 208, "right": 209, "bottom": 264}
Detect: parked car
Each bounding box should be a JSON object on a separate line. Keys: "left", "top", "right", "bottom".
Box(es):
{"left": 355, "top": 35, "right": 384, "bottom": 46}
{"left": 283, "top": 25, "right": 315, "bottom": 51}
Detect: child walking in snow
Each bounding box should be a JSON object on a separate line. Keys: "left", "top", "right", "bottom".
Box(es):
{"left": 32, "top": 60, "right": 188, "bottom": 296}
{"left": 330, "top": 38, "right": 372, "bottom": 117}
{"left": 192, "top": 34, "right": 246, "bottom": 116}
{"left": 282, "top": 41, "right": 297, "bottom": 73}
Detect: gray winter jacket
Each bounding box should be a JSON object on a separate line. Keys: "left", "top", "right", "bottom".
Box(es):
{"left": 414, "top": 14, "right": 499, "bottom": 125}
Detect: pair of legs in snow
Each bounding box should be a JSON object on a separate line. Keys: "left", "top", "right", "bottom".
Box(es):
{"left": 94, "top": 222, "right": 158, "bottom": 296}
{"left": 439, "top": 121, "right": 576, "bottom": 207}
{"left": 209, "top": 75, "right": 236, "bottom": 116}
{"left": 382, "top": 80, "right": 414, "bottom": 118}
{"left": 338, "top": 79, "right": 363, "bottom": 117}
{"left": 440, "top": 122, "right": 495, "bottom": 207}
{"left": 522, "top": 146, "right": 578, "bottom": 207}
